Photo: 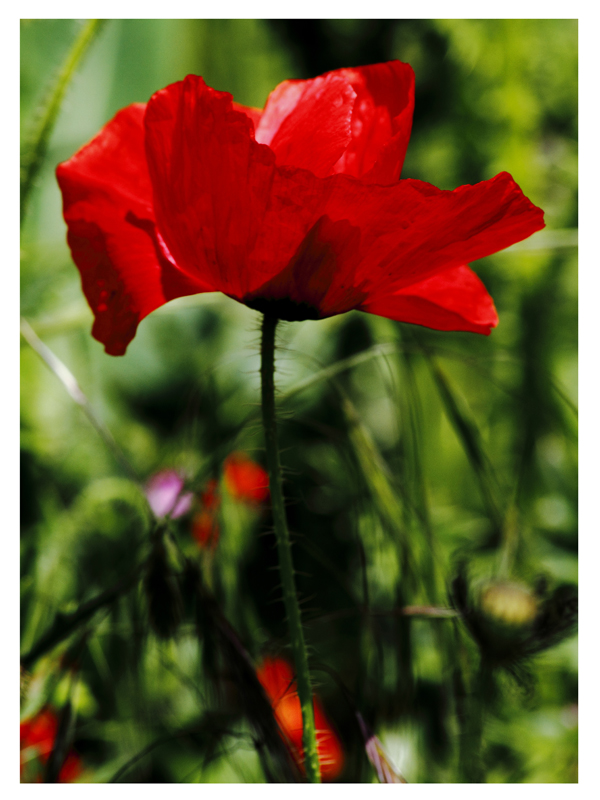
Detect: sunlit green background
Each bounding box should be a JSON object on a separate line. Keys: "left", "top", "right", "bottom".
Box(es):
{"left": 21, "top": 19, "right": 577, "bottom": 783}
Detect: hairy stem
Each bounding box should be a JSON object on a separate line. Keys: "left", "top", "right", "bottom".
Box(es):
{"left": 20, "top": 19, "right": 105, "bottom": 225}
{"left": 260, "top": 314, "right": 320, "bottom": 783}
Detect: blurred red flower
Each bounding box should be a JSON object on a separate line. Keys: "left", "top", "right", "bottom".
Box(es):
{"left": 192, "top": 478, "right": 220, "bottom": 549}
{"left": 257, "top": 656, "right": 344, "bottom": 781}
{"left": 20, "top": 708, "right": 83, "bottom": 783}
{"left": 224, "top": 452, "right": 269, "bottom": 505}
{"left": 192, "top": 455, "right": 269, "bottom": 549}
{"left": 57, "top": 62, "right": 544, "bottom": 356}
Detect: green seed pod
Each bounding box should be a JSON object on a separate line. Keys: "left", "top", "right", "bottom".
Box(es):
{"left": 470, "top": 580, "right": 539, "bottom": 667}
{"left": 479, "top": 582, "right": 538, "bottom": 628}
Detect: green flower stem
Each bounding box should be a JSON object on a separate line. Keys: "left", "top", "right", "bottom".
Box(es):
{"left": 260, "top": 313, "right": 321, "bottom": 784}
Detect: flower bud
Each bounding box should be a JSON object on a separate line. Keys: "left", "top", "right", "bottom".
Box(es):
{"left": 479, "top": 581, "right": 538, "bottom": 628}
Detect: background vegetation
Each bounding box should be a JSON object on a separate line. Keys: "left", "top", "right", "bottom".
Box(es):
{"left": 20, "top": 19, "right": 577, "bottom": 783}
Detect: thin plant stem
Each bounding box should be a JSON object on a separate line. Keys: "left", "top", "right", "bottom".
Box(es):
{"left": 20, "top": 317, "right": 140, "bottom": 484}
{"left": 20, "top": 565, "right": 142, "bottom": 671}
{"left": 260, "top": 314, "right": 320, "bottom": 783}
{"left": 20, "top": 19, "right": 105, "bottom": 225}
{"left": 459, "top": 658, "right": 492, "bottom": 783}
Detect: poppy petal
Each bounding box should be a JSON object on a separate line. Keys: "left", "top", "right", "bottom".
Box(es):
{"left": 286, "top": 170, "right": 543, "bottom": 297}
{"left": 245, "top": 169, "right": 543, "bottom": 319}
{"left": 255, "top": 61, "right": 414, "bottom": 182}
{"left": 257, "top": 73, "right": 356, "bottom": 177}
{"left": 56, "top": 104, "right": 210, "bottom": 355}
{"left": 232, "top": 101, "right": 262, "bottom": 133}
{"left": 144, "top": 75, "right": 277, "bottom": 298}
{"left": 244, "top": 214, "right": 366, "bottom": 320}
{"left": 385, "top": 173, "right": 545, "bottom": 289}
{"left": 317, "top": 172, "right": 544, "bottom": 295}
{"left": 361, "top": 264, "right": 499, "bottom": 334}
{"left": 253, "top": 80, "right": 305, "bottom": 145}
{"left": 331, "top": 60, "right": 415, "bottom": 182}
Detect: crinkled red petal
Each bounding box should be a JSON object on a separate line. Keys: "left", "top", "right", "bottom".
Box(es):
{"left": 232, "top": 101, "right": 262, "bottom": 133}
{"left": 331, "top": 60, "right": 415, "bottom": 182}
{"left": 361, "top": 263, "right": 499, "bottom": 334}
{"left": 300, "top": 172, "right": 545, "bottom": 298}
{"left": 257, "top": 72, "right": 356, "bottom": 177}
{"left": 255, "top": 61, "right": 414, "bottom": 183}
{"left": 145, "top": 76, "right": 278, "bottom": 300}
{"left": 254, "top": 79, "right": 306, "bottom": 146}
{"left": 56, "top": 104, "right": 210, "bottom": 355}
{"left": 243, "top": 214, "right": 367, "bottom": 320}
{"left": 244, "top": 170, "right": 543, "bottom": 320}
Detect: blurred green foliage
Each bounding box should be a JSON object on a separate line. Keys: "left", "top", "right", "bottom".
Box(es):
{"left": 21, "top": 19, "right": 577, "bottom": 783}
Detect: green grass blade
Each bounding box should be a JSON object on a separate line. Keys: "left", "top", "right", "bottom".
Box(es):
{"left": 424, "top": 352, "right": 504, "bottom": 536}
{"left": 396, "top": 345, "right": 442, "bottom": 599}
{"left": 340, "top": 395, "right": 416, "bottom": 589}
{"left": 20, "top": 316, "right": 140, "bottom": 483}
{"left": 282, "top": 342, "right": 400, "bottom": 401}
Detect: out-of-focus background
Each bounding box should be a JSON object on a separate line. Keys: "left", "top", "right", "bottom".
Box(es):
{"left": 20, "top": 20, "right": 577, "bottom": 783}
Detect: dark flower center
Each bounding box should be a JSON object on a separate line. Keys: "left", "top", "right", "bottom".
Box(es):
{"left": 244, "top": 297, "right": 322, "bottom": 321}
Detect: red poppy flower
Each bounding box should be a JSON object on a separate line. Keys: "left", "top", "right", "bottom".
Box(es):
{"left": 20, "top": 708, "right": 83, "bottom": 783}
{"left": 257, "top": 656, "right": 344, "bottom": 780}
{"left": 224, "top": 452, "right": 270, "bottom": 505}
{"left": 57, "top": 61, "right": 544, "bottom": 356}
